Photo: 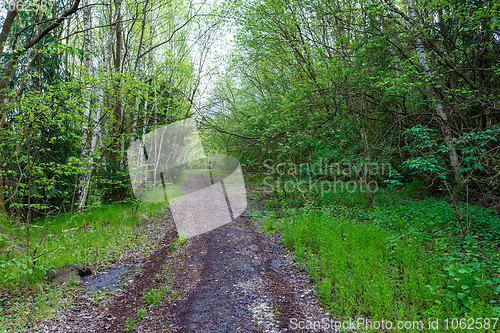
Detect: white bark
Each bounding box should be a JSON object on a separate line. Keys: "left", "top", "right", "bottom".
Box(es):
{"left": 131, "top": 23, "right": 146, "bottom": 146}
{"left": 408, "top": 0, "right": 461, "bottom": 180}
{"left": 78, "top": 0, "right": 100, "bottom": 210}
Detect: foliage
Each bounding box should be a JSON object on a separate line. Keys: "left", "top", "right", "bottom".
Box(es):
{"left": 266, "top": 185, "right": 500, "bottom": 329}
{"left": 0, "top": 202, "right": 165, "bottom": 289}
{"left": 207, "top": 0, "right": 500, "bottom": 199}
{"left": 0, "top": 201, "right": 166, "bottom": 331}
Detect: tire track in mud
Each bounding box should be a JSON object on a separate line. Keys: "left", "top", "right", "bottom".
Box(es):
{"left": 82, "top": 210, "right": 334, "bottom": 333}
{"left": 163, "top": 215, "right": 333, "bottom": 332}
{"left": 92, "top": 228, "right": 178, "bottom": 333}
{"left": 178, "top": 220, "right": 276, "bottom": 332}
{"left": 87, "top": 166, "right": 334, "bottom": 333}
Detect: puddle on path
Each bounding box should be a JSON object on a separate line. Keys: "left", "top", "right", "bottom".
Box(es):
{"left": 82, "top": 261, "right": 143, "bottom": 292}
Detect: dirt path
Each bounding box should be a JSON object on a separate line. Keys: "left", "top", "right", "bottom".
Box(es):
{"left": 172, "top": 216, "right": 328, "bottom": 332}
{"left": 88, "top": 212, "right": 334, "bottom": 332}
{"left": 33, "top": 183, "right": 335, "bottom": 332}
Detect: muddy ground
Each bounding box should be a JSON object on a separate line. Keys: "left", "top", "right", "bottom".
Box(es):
{"left": 31, "top": 201, "right": 336, "bottom": 332}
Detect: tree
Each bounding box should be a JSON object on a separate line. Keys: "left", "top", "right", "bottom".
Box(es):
{"left": 0, "top": 0, "right": 82, "bottom": 213}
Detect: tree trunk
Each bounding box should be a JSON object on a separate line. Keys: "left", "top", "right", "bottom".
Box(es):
{"left": 78, "top": 0, "right": 101, "bottom": 210}
{"left": 113, "top": 0, "right": 123, "bottom": 166}
{"left": 407, "top": 0, "right": 461, "bottom": 181}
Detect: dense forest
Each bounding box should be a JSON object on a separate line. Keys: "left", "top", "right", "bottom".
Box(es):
{"left": 217, "top": 0, "right": 500, "bottom": 196}
{"left": 0, "top": 0, "right": 499, "bottom": 331}
{"left": 0, "top": 0, "right": 498, "bottom": 225}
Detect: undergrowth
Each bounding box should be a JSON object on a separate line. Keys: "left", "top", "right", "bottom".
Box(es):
{"left": 256, "top": 179, "right": 500, "bottom": 332}
{"left": 0, "top": 201, "right": 166, "bottom": 332}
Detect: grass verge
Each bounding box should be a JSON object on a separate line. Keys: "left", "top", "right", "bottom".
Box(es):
{"left": 256, "top": 180, "right": 500, "bottom": 332}
{"left": 0, "top": 201, "right": 166, "bottom": 332}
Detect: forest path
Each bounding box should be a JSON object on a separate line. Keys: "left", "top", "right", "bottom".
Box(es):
{"left": 33, "top": 184, "right": 334, "bottom": 332}
{"left": 96, "top": 212, "right": 333, "bottom": 332}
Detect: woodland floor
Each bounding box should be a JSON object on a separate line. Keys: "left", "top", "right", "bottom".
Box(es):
{"left": 28, "top": 198, "right": 335, "bottom": 332}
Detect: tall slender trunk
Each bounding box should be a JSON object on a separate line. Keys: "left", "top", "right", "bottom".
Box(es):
{"left": 78, "top": 0, "right": 101, "bottom": 210}
{"left": 408, "top": 0, "right": 461, "bottom": 181}
{"left": 130, "top": 1, "right": 148, "bottom": 146}
{"left": 113, "top": 0, "right": 123, "bottom": 166}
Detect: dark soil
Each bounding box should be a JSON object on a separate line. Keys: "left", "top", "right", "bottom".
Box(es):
{"left": 94, "top": 228, "right": 178, "bottom": 332}
{"left": 29, "top": 185, "right": 334, "bottom": 332}
{"left": 81, "top": 209, "right": 334, "bottom": 332}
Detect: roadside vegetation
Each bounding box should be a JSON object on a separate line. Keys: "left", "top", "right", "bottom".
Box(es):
{"left": 0, "top": 0, "right": 209, "bottom": 329}
{"left": 0, "top": 202, "right": 166, "bottom": 331}
{"left": 253, "top": 178, "right": 500, "bottom": 332}
{"left": 213, "top": 0, "right": 500, "bottom": 330}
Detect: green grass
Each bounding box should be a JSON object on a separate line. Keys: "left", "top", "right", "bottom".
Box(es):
{"left": 124, "top": 308, "right": 148, "bottom": 332}
{"left": 0, "top": 201, "right": 166, "bottom": 331}
{"left": 0, "top": 202, "right": 165, "bottom": 287}
{"left": 143, "top": 284, "right": 171, "bottom": 306}
{"left": 261, "top": 182, "right": 500, "bottom": 332}
{"left": 0, "top": 284, "right": 71, "bottom": 333}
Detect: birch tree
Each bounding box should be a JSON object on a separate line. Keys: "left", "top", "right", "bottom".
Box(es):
{"left": 78, "top": 0, "right": 102, "bottom": 210}
{"left": 407, "top": 0, "right": 461, "bottom": 181}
